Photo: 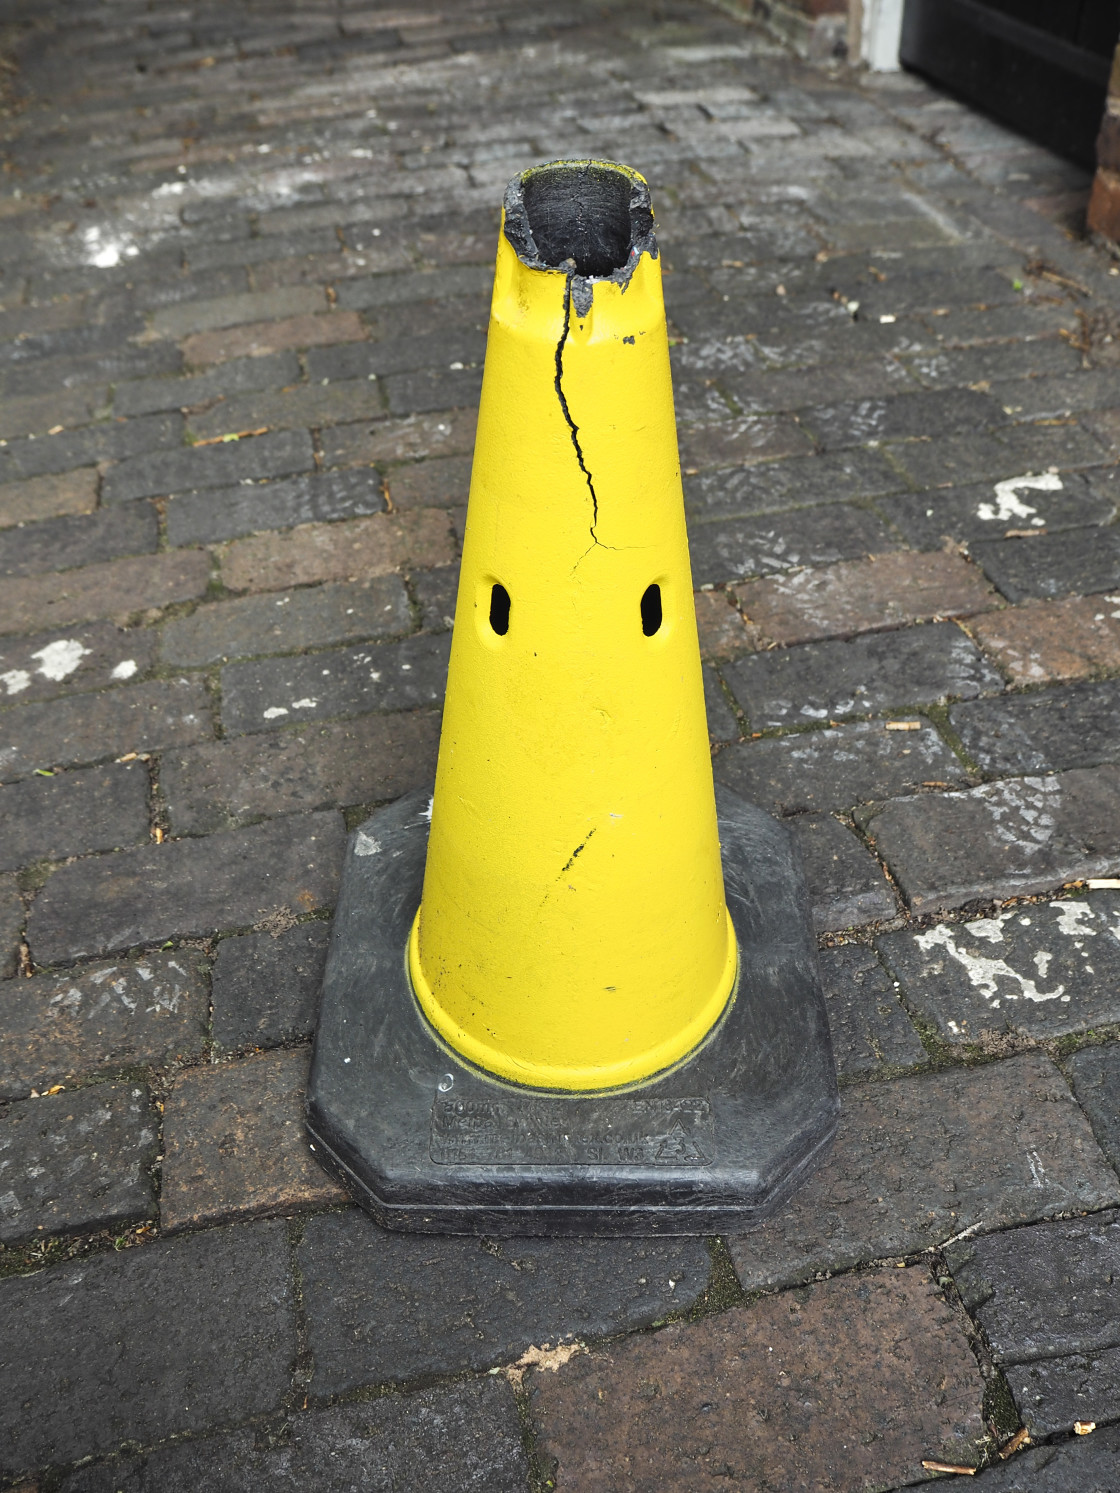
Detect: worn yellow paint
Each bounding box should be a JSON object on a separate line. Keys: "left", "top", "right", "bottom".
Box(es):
{"left": 408, "top": 163, "right": 736, "bottom": 1090}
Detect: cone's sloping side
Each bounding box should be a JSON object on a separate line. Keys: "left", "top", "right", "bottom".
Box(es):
{"left": 411, "top": 161, "right": 735, "bottom": 1092}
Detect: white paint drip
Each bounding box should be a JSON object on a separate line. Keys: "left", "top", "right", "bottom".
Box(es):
{"left": 914, "top": 920, "right": 1065, "bottom": 1005}
{"left": 81, "top": 225, "right": 139, "bottom": 267}
{"left": 976, "top": 472, "right": 1062, "bottom": 525}
{"left": 32, "top": 638, "right": 90, "bottom": 681}
{"left": 290, "top": 697, "right": 317, "bottom": 709}
{"left": 1033, "top": 951, "right": 1053, "bottom": 978}
{"left": 422, "top": 797, "right": 435, "bottom": 822}
{"left": 262, "top": 706, "right": 289, "bottom": 719}
{"left": 354, "top": 830, "right": 382, "bottom": 857}
{"left": 1027, "top": 1150, "right": 1047, "bottom": 1189}
{"left": 110, "top": 659, "right": 137, "bottom": 680}
{"left": 1051, "top": 902, "right": 1096, "bottom": 938}
{"left": 0, "top": 669, "right": 31, "bottom": 695}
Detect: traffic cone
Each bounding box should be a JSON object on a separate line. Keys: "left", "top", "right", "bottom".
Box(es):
{"left": 308, "top": 161, "right": 838, "bottom": 1234}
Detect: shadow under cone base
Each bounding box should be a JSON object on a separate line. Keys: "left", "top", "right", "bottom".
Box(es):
{"left": 307, "top": 785, "right": 839, "bottom": 1236}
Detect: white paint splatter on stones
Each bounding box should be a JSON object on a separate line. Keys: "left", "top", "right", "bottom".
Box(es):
{"left": 31, "top": 638, "right": 91, "bottom": 681}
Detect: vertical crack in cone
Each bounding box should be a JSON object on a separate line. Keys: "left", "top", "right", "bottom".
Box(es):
{"left": 553, "top": 276, "right": 603, "bottom": 548}
{"left": 411, "top": 159, "right": 736, "bottom": 1092}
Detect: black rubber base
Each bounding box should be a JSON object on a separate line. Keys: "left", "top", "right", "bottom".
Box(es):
{"left": 307, "top": 785, "right": 839, "bottom": 1235}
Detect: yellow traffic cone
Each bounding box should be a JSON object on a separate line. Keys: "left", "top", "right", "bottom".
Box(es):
{"left": 410, "top": 160, "right": 736, "bottom": 1092}
{"left": 308, "top": 160, "right": 838, "bottom": 1235}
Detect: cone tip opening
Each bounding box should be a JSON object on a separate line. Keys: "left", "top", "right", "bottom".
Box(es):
{"left": 503, "top": 159, "right": 656, "bottom": 282}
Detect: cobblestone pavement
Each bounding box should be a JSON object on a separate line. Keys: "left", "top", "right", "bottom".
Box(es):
{"left": 1, "top": 0, "right": 1119, "bottom": 1487}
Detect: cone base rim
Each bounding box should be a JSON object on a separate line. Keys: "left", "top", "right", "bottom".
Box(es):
{"left": 307, "top": 783, "right": 840, "bottom": 1237}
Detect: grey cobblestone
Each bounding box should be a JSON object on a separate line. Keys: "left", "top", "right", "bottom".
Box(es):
{"left": 0, "top": 1081, "right": 158, "bottom": 1244}
{"left": 165, "top": 467, "right": 387, "bottom": 546}
{"left": 951, "top": 680, "right": 1120, "bottom": 775}
{"left": 0, "top": 953, "right": 209, "bottom": 1100}
{"left": 0, "top": 761, "right": 150, "bottom": 871}
{"left": 688, "top": 503, "right": 897, "bottom": 586}
{"left": 0, "top": 1221, "right": 293, "bottom": 1476}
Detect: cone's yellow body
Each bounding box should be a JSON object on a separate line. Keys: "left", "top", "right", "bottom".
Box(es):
{"left": 409, "top": 161, "right": 736, "bottom": 1091}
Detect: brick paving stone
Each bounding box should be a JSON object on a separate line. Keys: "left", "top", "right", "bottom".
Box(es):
{"left": 0, "top": 1082, "right": 158, "bottom": 1245}
{"left": 787, "top": 813, "right": 898, "bottom": 932}
{"left": 0, "top": 468, "right": 98, "bottom": 529}
{"left": 901, "top": 338, "right": 1083, "bottom": 391}
{"left": 0, "top": 677, "right": 211, "bottom": 781}
{"left": 727, "top": 1054, "right": 1120, "bottom": 1291}
{"left": 180, "top": 310, "right": 367, "bottom": 367}
{"left": 0, "top": 875, "right": 21, "bottom": 979}
{"left": 320, "top": 407, "right": 477, "bottom": 467}
{"left": 865, "top": 768, "right": 1120, "bottom": 915}
{"left": 678, "top": 412, "right": 813, "bottom": 472}
{"left": 0, "top": 503, "right": 157, "bottom": 581}
{"left": 112, "top": 351, "right": 302, "bottom": 417}
{"left": 0, "top": 386, "right": 104, "bottom": 443}
{"left": 952, "top": 680, "right": 1120, "bottom": 775}
{"left": 149, "top": 284, "right": 326, "bottom": 340}
{"left": 160, "top": 1047, "right": 344, "bottom": 1232}
{"left": 26, "top": 811, "right": 346, "bottom": 964}
{"left": 386, "top": 452, "right": 472, "bottom": 510}
{"left": 819, "top": 943, "right": 928, "bottom": 1079}
{"left": 0, "top": 550, "right": 211, "bottom": 638}
{"left": 58, "top": 1377, "right": 530, "bottom": 1493}
{"left": 186, "top": 378, "right": 383, "bottom": 442}
{"left": 0, "top": 762, "right": 150, "bottom": 871}
{"left": 684, "top": 448, "right": 903, "bottom": 522}
{"left": 734, "top": 550, "right": 997, "bottom": 647}
{"left": 220, "top": 634, "right": 450, "bottom": 736}
{"left": 165, "top": 468, "right": 387, "bottom": 548}
{"left": 0, "top": 414, "right": 181, "bottom": 485}
{"left": 972, "top": 527, "right": 1120, "bottom": 603}
{"left": 717, "top": 356, "right": 913, "bottom": 416}
{"left": 163, "top": 708, "right": 441, "bottom": 834}
{"left": 948, "top": 1212, "right": 1120, "bottom": 1437}
{"left": 704, "top": 664, "right": 741, "bottom": 744}
{"left": 1069, "top": 1045, "right": 1120, "bottom": 1175}
{"left": 1081, "top": 408, "right": 1120, "bottom": 455}
{"left": 688, "top": 504, "right": 898, "bottom": 587}
{"left": 886, "top": 426, "right": 1107, "bottom": 491}
{"left": 879, "top": 893, "right": 1120, "bottom": 1043}
{"left": 102, "top": 429, "right": 314, "bottom": 505}
{"left": 721, "top": 622, "right": 1002, "bottom": 731}
{"left": 528, "top": 1266, "right": 986, "bottom": 1493}
{"left": 0, "top": 623, "right": 157, "bottom": 711}
{"left": 160, "top": 576, "right": 411, "bottom": 668}
{"left": 411, "top": 564, "right": 458, "bottom": 631}
{"left": 0, "top": 1220, "right": 293, "bottom": 1477}
{"left": 694, "top": 588, "right": 756, "bottom": 659}
{"left": 219, "top": 509, "right": 454, "bottom": 594}
{"left": 385, "top": 366, "right": 485, "bottom": 417}
{"left": 879, "top": 469, "right": 1120, "bottom": 550}
{"left": 969, "top": 596, "right": 1120, "bottom": 684}
{"left": 800, "top": 387, "right": 1007, "bottom": 451}
{"left": 0, "top": 953, "right": 208, "bottom": 1101}
{"left": 211, "top": 922, "right": 329, "bottom": 1049}
{"left": 715, "top": 718, "right": 967, "bottom": 815}
{"left": 299, "top": 1208, "right": 712, "bottom": 1395}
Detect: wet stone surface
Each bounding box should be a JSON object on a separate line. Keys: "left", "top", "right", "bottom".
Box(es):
{"left": 720, "top": 622, "right": 1004, "bottom": 731}
{"left": 818, "top": 943, "right": 928, "bottom": 1079}
{"left": 0, "top": 1081, "right": 158, "bottom": 1244}
{"left": 687, "top": 503, "right": 897, "bottom": 587}
{"left": 0, "top": 1220, "right": 294, "bottom": 1477}
{"left": 879, "top": 468, "right": 1120, "bottom": 550}
{"left": 0, "top": 953, "right": 208, "bottom": 1100}
{"left": 951, "top": 678, "right": 1120, "bottom": 775}
{"left": 714, "top": 716, "right": 967, "bottom": 815}
{"left": 864, "top": 768, "right": 1120, "bottom": 914}
{"left": 529, "top": 1267, "right": 986, "bottom": 1493}
{"left": 787, "top": 813, "right": 898, "bottom": 932}
{"left": 948, "top": 1212, "right": 1120, "bottom": 1437}
{"left": 0, "top": 761, "right": 150, "bottom": 872}
{"left": 26, "top": 811, "right": 346, "bottom": 963}
{"left": 58, "top": 1377, "right": 531, "bottom": 1493}
{"left": 877, "top": 893, "right": 1120, "bottom": 1042}
{"left": 160, "top": 1047, "right": 345, "bottom": 1232}
{"left": 299, "top": 1208, "right": 713, "bottom": 1396}
{"left": 219, "top": 632, "right": 451, "bottom": 735}
{"left": 728, "top": 1055, "right": 1120, "bottom": 1292}
{"left": 211, "top": 921, "right": 330, "bottom": 1049}
{"left": 1069, "top": 1042, "right": 1120, "bottom": 1174}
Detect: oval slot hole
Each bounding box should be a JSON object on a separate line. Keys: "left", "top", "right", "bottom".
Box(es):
{"left": 489, "top": 583, "right": 511, "bottom": 636}
{"left": 640, "top": 583, "right": 662, "bottom": 636}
